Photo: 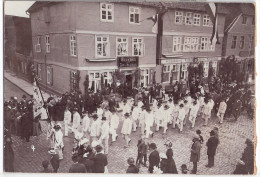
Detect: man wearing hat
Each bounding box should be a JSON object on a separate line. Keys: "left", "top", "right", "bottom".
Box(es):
{"left": 144, "top": 107, "right": 154, "bottom": 138}
{"left": 109, "top": 108, "right": 119, "bottom": 142}
{"left": 92, "top": 145, "right": 108, "bottom": 173}
{"left": 69, "top": 154, "right": 87, "bottom": 173}
{"left": 64, "top": 106, "right": 71, "bottom": 136}
{"left": 148, "top": 143, "right": 160, "bottom": 173}
{"left": 100, "top": 116, "right": 110, "bottom": 155}
{"left": 90, "top": 114, "right": 101, "bottom": 142}
{"left": 121, "top": 112, "right": 132, "bottom": 148}
{"left": 189, "top": 100, "right": 200, "bottom": 129}
{"left": 72, "top": 107, "right": 81, "bottom": 133}
{"left": 190, "top": 135, "right": 201, "bottom": 174}
{"left": 126, "top": 157, "right": 139, "bottom": 173}
{"left": 53, "top": 123, "right": 64, "bottom": 160}
{"left": 206, "top": 130, "right": 219, "bottom": 168}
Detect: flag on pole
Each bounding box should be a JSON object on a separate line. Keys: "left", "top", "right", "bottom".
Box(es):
{"left": 33, "top": 81, "right": 44, "bottom": 118}
{"left": 205, "top": 3, "right": 220, "bottom": 45}
{"left": 146, "top": 14, "right": 158, "bottom": 33}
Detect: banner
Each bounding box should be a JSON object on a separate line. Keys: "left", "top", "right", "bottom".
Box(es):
{"left": 33, "top": 81, "right": 44, "bottom": 118}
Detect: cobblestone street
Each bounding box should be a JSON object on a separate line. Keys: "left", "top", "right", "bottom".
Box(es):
{"left": 10, "top": 112, "right": 254, "bottom": 174}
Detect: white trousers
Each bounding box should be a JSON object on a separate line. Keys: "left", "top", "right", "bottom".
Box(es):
{"left": 189, "top": 115, "right": 197, "bottom": 128}
{"left": 110, "top": 128, "right": 118, "bottom": 142}
{"left": 64, "top": 123, "right": 69, "bottom": 136}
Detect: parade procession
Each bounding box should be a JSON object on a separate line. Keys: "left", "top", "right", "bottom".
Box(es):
{"left": 4, "top": 1, "right": 255, "bottom": 175}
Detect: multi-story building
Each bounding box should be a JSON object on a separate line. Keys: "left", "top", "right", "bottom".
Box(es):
{"left": 27, "top": 2, "right": 158, "bottom": 94}
{"left": 4, "top": 15, "right": 33, "bottom": 82}
{"left": 159, "top": 3, "right": 228, "bottom": 86}
{"left": 221, "top": 3, "right": 255, "bottom": 82}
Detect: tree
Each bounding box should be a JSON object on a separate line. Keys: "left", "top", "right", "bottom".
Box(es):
{"left": 198, "top": 62, "right": 204, "bottom": 78}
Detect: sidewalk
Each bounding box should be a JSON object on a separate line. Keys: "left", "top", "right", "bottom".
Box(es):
{"left": 4, "top": 70, "right": 50, "bottom": 100}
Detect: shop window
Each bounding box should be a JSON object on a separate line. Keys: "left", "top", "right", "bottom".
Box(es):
{"left": 116, "top": 37, "right": 128, "bottom": 56}
{"left": 104, "top": 71, "right": 113, "bottom": 87}
{"left": 141, "top": 69, "right": 149, "bottom": 87}
{"left": 132, "top": 37, "right": 144, "bottom": 56}
{"left": 100, "top": 3, "right": 114, "bottom": 22}
{"left": 129, "top": 7, "right": 140, "bottom": 24}
{"left": 96, "top": 36, "right": 110, "bottom": 57}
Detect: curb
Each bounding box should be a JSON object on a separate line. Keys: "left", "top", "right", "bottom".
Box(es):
{"left": 4, "top": 75, "right": 33, "bottom": 96}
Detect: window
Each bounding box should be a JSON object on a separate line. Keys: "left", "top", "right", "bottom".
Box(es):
{"left": 35, "top": 36, "right": 41, "bottom": 52}
{"left": 175, "top": 11, "right": 183, "bottom": 24}
{"left": 100, "top": 3, "right": 113, "bottom": 22}
{"left": 129, "top": 7, "right": 140, "bottom": 24}
{"left": 204, "top": 62, "right": 209, "bottom": 77}
{"left": 193, "top": 13, "right": 201, "bottom": 26}
{"left": 242, "top": 16, "right": 247, "bottom": 24}
{"left": 212, "top": 61, "right": 218, "bottom": 76}
{"left": 45, "top": 35, "right": 50, "bottom": 53}
{"left": 70, "top": 71, "right": 79, "bottom": 91}
{"left": 132, "top": 37, "right": 144, "bottom": 56}
{"left": 46, "top": 65, "right": 53, "bottom": 85}
{"left": 252, "top": 17, "right": 255, "bottom": 25}
{"left": 201, "top": 37, "right": 209, "bottom": 51}
{"left": 172, "top": 36, "right": 182, "bottom": 52}
{"left": 162, "top": 65, "right": 171, "bottom": 82}
{"left": 141, "top": 69, "right": 149, "bottom": 87}
{"left": 203, "top": 15, "right": 213, "bottom": 26}
{"left": 96, "top": 36, "right": 110, "bottom": 57}
{"left": 191, "top": 37, "right": 199, "bottom": 51}
{"left": 185, "top": 12, "right": 192, "bottom": 25}
{"left": 231, "top": 36, "right": 237, "bottom": 49}
{"left": 37, "top": 64, "right": 42, "bottom": 80}
{"left": 180, "top": 63, "right": 188, "bottom": 79}
{"left": 240, "top": 36, "right": 245, "bottom": 49}
{"left": 184, "top": 37, "right": 192, "bottom": 51}
{"left": 163, "top": 64, "right": 180, "bottom": 83}
{"left": 116, "top": 37, "right": 128, "bottom": 56}
{"left": 70, "top": 35, "right": 77, "bottom": 56}
{"left": 249, "top": 35, "right": 254, "bottom": 49}
{"left": 103, "top": 71, "right": 113, "bottom": 87}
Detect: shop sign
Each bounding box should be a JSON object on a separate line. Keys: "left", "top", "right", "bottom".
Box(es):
{"left": 161, "top": 59, "right": 182, "bottom": 64}
{"left": 118, "top": 56, "right": 139, "bottom": 68}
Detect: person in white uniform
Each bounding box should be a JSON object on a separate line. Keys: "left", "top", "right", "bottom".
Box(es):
{"left": 121, "top": 113, "right": 132, "bottom": 148}
{"left": 109, "top": 108, "right": 119, "bottom": 142}
{"left": 177, "top": 104, "right": 185, "bottom": 132}
{"left": 189, "top": 100, "right": 200, "bottom": 128}
{"left": 155, "top": 102, "right": 164, "bottom": 131}
{"left": 139, "top": 106, "right": 146, "bottom": 135}
{"left": 96, "top": 106, "right": 103, "bottom": 121}
{"left": 64, "top": 106, "right": 71, "bottom": 136}
{"left": 131, "top": 104, "right": 140, "bottom": 132}
{"left": 90, "top": 114, "right": 101, "bottom": 142}
{"left": 162, "top": 105, "right": 171, "bottom": 134}
{"left": 82, "top": 111, "right": 91, "bottom": 139}
{"left": 99, "top": 116, "right": 110, "bottom": 155}
{"left": 144, "top": 107, "right": 154, "bottom": 138}
{"left": 217, "top": 98, "right": 227, "bottom": 124}
{"left": 72, "top": 108, "right": 81, "bottom": 134}
{"left": 53, "top": 123, "right": 64, "bottom": 160}
{"left": 172, "top": 101, "right": 179, "bottom": 128}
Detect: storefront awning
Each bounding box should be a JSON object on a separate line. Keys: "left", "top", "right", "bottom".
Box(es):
{"left": 85, "top": 58, "right": 116, "bottom": 62}
{"left": 162, "top": 53, "right": 183, "bottom": 58}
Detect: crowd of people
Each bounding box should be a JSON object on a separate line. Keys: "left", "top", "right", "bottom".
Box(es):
{"left": 4, "top": 75, "right": 255, "bottom": 174}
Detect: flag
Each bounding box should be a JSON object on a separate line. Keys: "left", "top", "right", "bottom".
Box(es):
{"left": 33, "top": 81, "right": 44, "bottom": 118}
{"left": 205, "top": 3, "right": 220, "bottom": 45}
{"left": 147, "top": 14, "right": 158, "bottom": 33}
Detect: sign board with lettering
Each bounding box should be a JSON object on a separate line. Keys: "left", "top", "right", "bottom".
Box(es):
{"left": 118, "top": 56, "right": 139, "bottom": 68}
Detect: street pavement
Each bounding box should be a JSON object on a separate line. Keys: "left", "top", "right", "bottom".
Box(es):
{"left": 4, "top": 76, "right": 255, "bottom": 174}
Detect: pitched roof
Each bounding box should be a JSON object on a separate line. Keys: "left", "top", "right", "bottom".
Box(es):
{"left": 240, "top": 3, "right": 255, "bottom": 16}
{"left": 26, "top": 1, "right": 54, "bottom": 13}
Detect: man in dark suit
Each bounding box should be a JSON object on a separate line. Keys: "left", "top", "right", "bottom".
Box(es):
{"left": 148, "top": 143, "right": 160, "bottom": 173}
{"left": 92, "top": 145, "right": 108, "bottom": 173}
{"left": 69, "top": 154, "right": 87, "bottom": 173}
{"left": 206, "top": 130, "right": 219, "bottom": 168}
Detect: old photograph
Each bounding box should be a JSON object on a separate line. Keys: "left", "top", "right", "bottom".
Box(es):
{"left": 3, "top": 1, "right": 256, "bottom": 174}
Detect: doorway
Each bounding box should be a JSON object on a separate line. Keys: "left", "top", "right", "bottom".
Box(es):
{"left": 125, "top": 74, "right": 132, "bottom": 97}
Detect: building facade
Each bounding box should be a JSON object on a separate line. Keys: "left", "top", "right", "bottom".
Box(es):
{"left": 4, "top": 15, "right": 33, "bottom": 82}
{"left": 221, "top": 3, "right": 255, "bottom": 82}
{"left": 27, "top": 2, "right": 158, "bottom": 95}
{"left": 159, "top": 3, "right": 228, "bottom": 87}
